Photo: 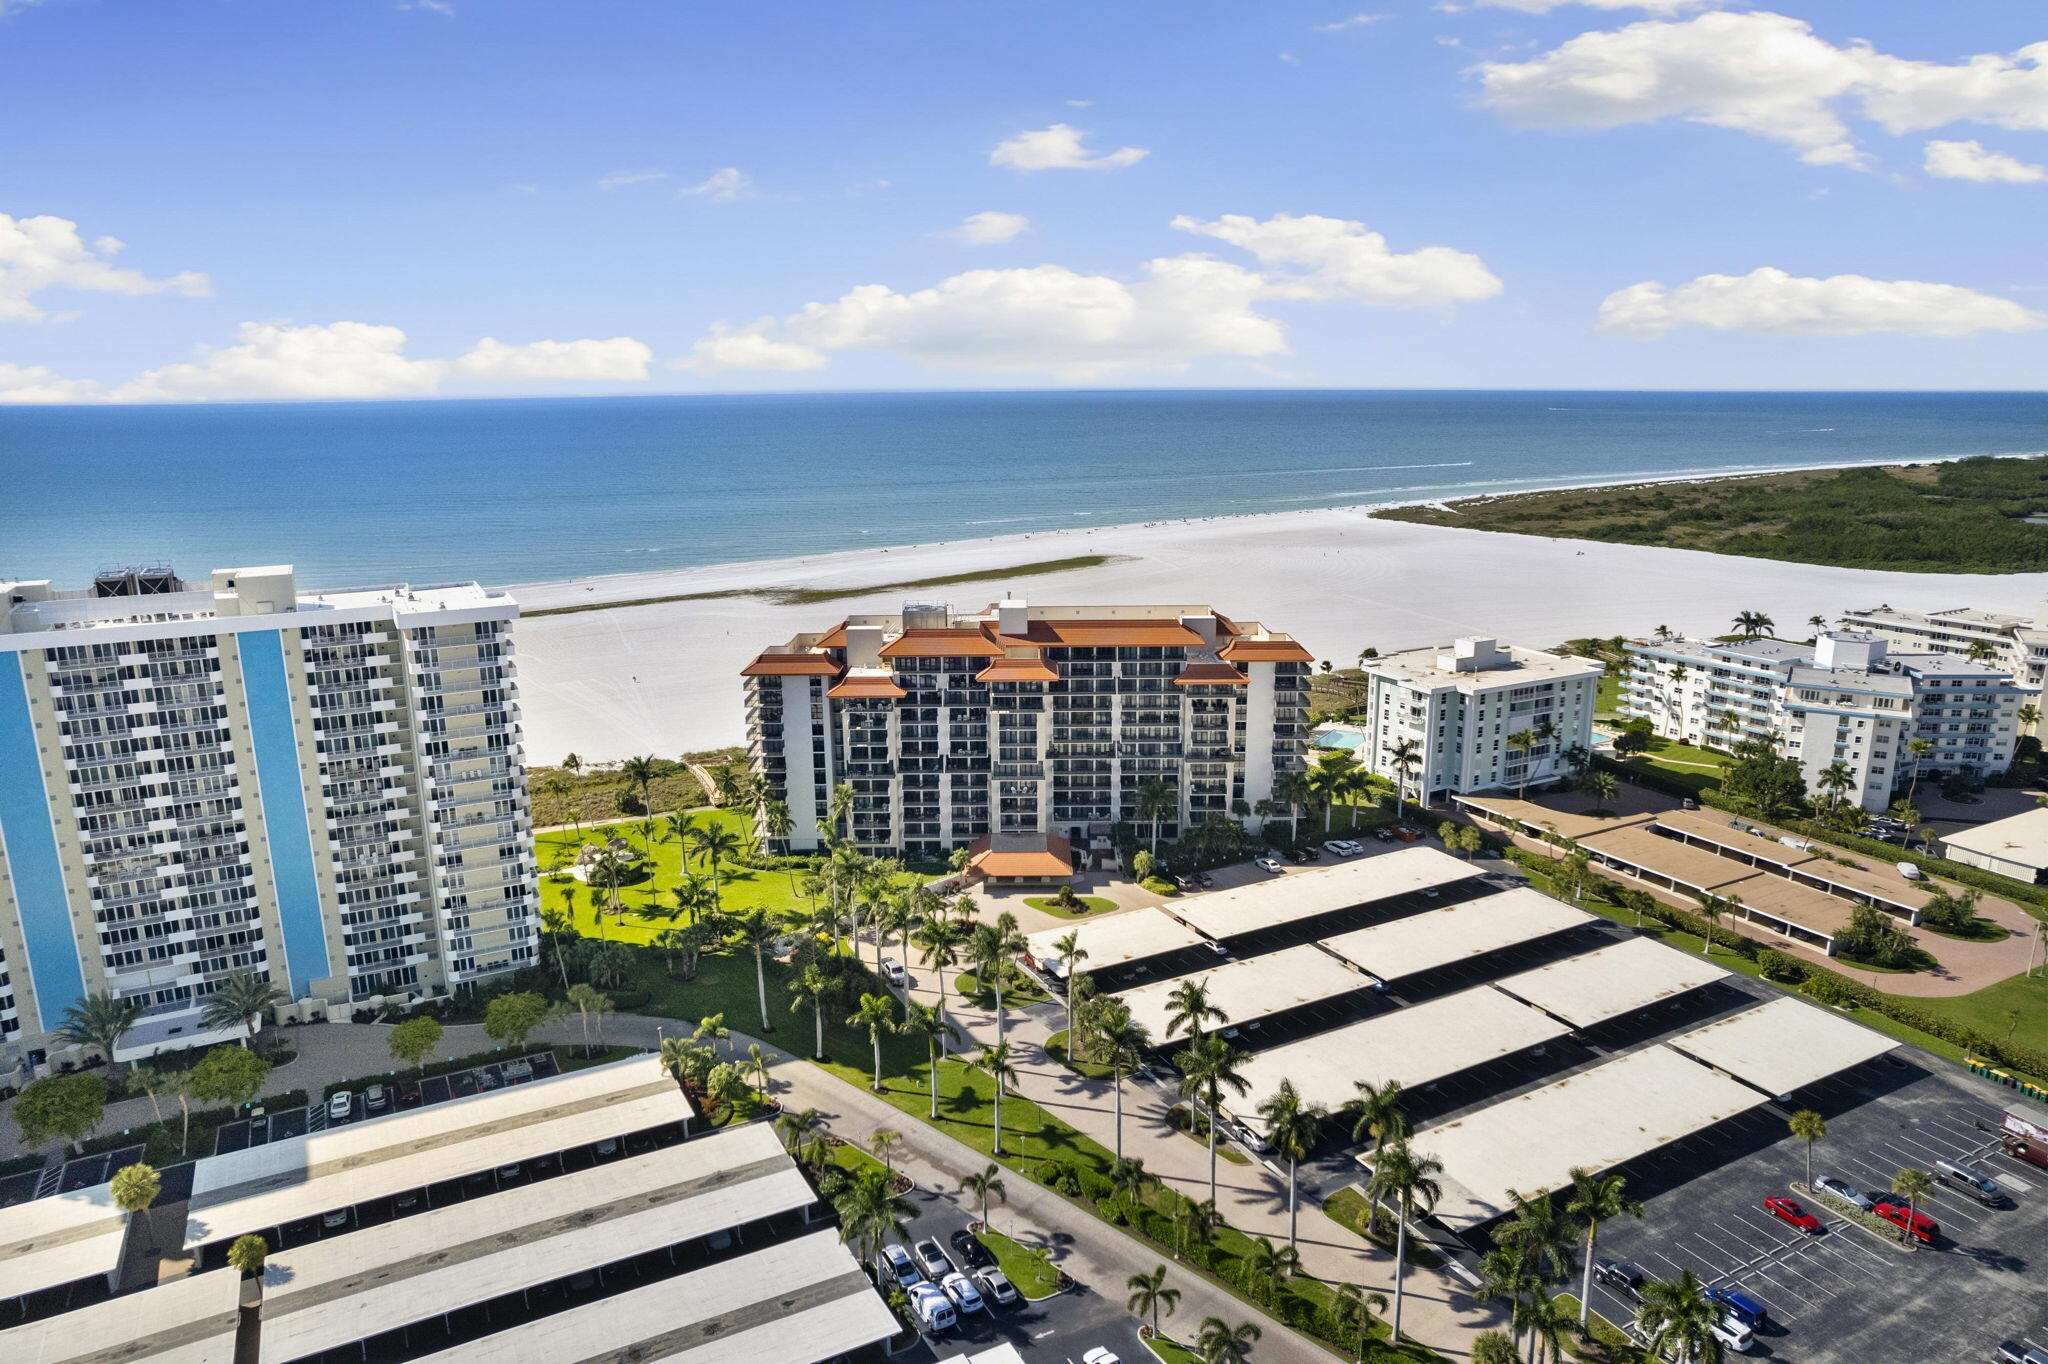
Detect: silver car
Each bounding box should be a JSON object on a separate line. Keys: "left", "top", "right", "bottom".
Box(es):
{"left": 1814, "top": 1174, "right": 1874, "bottom": 1211}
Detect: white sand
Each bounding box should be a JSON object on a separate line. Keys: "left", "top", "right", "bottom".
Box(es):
{"left": 508, "top": 503, "right": 2048, "bottom": 763}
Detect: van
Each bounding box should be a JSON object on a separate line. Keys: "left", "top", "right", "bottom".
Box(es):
{"left": 1935, "top": 1158, "right": 2006, "bottom": 1206}
{"left": 908, "top": 1281, "right": 956, "bottom": 1332}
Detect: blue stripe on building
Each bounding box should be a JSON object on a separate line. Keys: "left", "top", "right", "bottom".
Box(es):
{"left": 239, "top": 630, "right": 330, "bottom": 998}
{"left": 0, "top": 654, "right": 89, "bottom": 1034}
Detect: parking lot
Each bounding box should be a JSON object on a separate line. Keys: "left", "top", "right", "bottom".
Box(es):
{"left": 1583, "top": 1056, "right": 2048, "bottom": 1362}
{"left": 211, "top": 1051, "right": 561, "bottom": 1154}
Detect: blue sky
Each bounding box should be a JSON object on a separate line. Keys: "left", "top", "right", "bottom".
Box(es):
{"left": 2, "top": 0, "right": 2045, "bottom": 399}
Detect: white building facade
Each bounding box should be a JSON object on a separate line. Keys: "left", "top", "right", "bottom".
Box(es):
{"left": 1621, "top": 632, "right": 2022, "bottom": 812}
{"left": 1839, "top": 602, "right": 2048, "bottom": 695}
{"left": 1360, "top": 638, "right": 1603, "bottom": 806}
{"left": 0, "top": 565, "right": 538, "bottom": 1074}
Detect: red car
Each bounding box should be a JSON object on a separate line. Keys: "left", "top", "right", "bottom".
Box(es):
{"left": 1763, "top": 1195, "right": 1821, "bottom": 1233}
{"left": 1872, "top": 1200, "right": 1939, "bottom": 1243}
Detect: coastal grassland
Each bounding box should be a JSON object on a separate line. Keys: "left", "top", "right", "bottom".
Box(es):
{"left": 536, "top": 809, "right": 846, "bottom": 930}
{"left": 528, "top": 751, "right": 739, "bottom": 826}
{"left": 1373, "top": 457, "right": 2048, "bottom": 572}
{"left": 523, "top": 553, "right": 1132, "bottom": 618}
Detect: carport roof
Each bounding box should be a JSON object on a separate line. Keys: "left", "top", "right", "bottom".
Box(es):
{"left": 184, "top": 1057, "right": 693, "bottom": 1249}
{"left": 0, "top": 1179, "right": 127, "bottom": 1304}
{"left": 0, "top": 1256, "right": 239, "bottom": 1364}
{"left": 1316, "top": 887, "right": 1592, "bottom": 982}
{"left": 1024, "top": 906, "right": 1209, "bottom": 974}
{"left": 1453, "top": 795, "right": 1657, "bottom": 843}
{"left": 1111, "top": 943, "right": 1370, "bottom": 1043}
{"left": 1230, "top": 984, "right": 1570, "bottom": 1132}
{"left": 1165, "top": 846, "right": 1482, "bottom": 941}
{"left": 1663, "top": 996, "right": 1896, "bottom": 1097}
{"left": 1716, "top": 874, "right": 1856, "bottom": 938}
{"left": 409, "top": 1228, "right": 896, "bottom": 1364}
{"left": 1489, "top": 938, "right": 1732, "bottom": 1028}
{"left": 1409, "top": 1044, "right": 1770, "bottom": 1231}
{"left": 250, "top": 1124, "right": 810, "bottom": 1364}
{"left": 1579, "top": 825, "right": 1759, "bottom": 893}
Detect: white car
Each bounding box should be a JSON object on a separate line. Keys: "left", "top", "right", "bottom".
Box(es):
{"left": 1326, "top": 839, "right": 1362, "bottom": 856}
{"left": 907, "top": 1281, "right": 955, "bottom": 1332}
{"left": 1253, "top": 857, "right": 1284, "bottom": 874}
{"left": 1711, "top": 1315, "right": 1754, "bottom": 1355}
{"left": 1814, "top": 1174, "right": 1874, "bottom": 1211}
{"left": 939, "top": 1270, "right": 985, "bottom": 1314}
{"left": 975, "top": 1266, "right": 1020, "bottom": 1305}
{"left": 1082, "top": 1350, "right": 1122, "bottom": 1364}
{"left": 327, "top": 1091, "right": 353, "bottom": 1121}
{"left": 881, "top": 957, "right": 906, "bottom": 987}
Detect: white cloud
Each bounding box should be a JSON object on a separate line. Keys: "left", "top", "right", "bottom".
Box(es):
{"left": 453, "top": 336, "right": 652, "bottom": 382}
{"left": 1477, "top": 11, "right": 2048, "bottom": 168}
{"left": 1924, "top": 138, "right": 2046, "bottom": 183}
{"left": 680, "top": 212, "right": 1499, "bottom": 379}
{"left": 1469, "top": 0, "right": 1706, "bottom": 12}
{"left": 1595, "top": 266, "right": 2045, "bottom": 338}
{"left": 989, "top": 124, "right": 1148, "bottom": 172}
{"left": 949, "top": 211, "right": 1031, "bottom": 245}
{"left": 598, "top": 170, "right": 666, "bottom": 190}
{"left": 0, "top": 361, "right": 99, "bottom": 405}
{"left": 1314, "top": 12, "right": 1393, "bottom": 32}
{"left": 0, "top": 214, "right": 210, "bottom": 323}
{"left": 395, "top": 0, "right": 455, "bottom": 14}
{"left": 678, "top": 168, "right": 754, "bottom": 202}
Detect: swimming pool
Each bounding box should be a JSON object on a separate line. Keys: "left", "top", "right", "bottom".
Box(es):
{"left": 1314, "top": 730, "right": 1365, "bottom": 750}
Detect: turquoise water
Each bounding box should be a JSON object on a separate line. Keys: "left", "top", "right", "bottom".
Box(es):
{"left": 2, "top": 390, "right": 2042, "bottom": 588}
{"left": 1315, "top": 731, "right": 1366, "bottom": 750}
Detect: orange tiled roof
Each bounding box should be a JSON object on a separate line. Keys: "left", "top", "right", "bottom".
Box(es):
{"left": 828, "top": 675, "right": 908, "bottom": 700}
{"left": 968, "top": 832, "right": 1075, "bottom": 879}
{"left": 995, "top": 619, "right": 1207, "bottom": 649}
{"left": 813, "top": 622, "right": 849, "bottom": 649}
{"left": 1219, "top": 638, "right": 1314, "bottom": 664}
{"left": 1174, "top": 663, "right": 1249, "bottom": 686}
{"left": 977, "top": 657, "right": 1061, "bottom": 683}
{"left": 878, "top": 628, "right": 1006, "bottom": 659}
{"left": 741, "top": 652, "right": 840, "bottom": 677}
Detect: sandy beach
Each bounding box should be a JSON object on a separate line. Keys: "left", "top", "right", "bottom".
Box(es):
{"left": 509, "top": 499, "right": 2048, "bottom": 763}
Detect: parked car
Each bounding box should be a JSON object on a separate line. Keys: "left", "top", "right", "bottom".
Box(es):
{"left": 913, "top": 1238, "right": 953, "bottom": 1279}
{"left": 949, "top": 1229, "right": 992, "bottom": 1271}
{"left": 1326, "top": 839, "right": 1361, "bottom": 856}
{"left": 882, "top": 1243, "right": 921, "bottom": 1289}
{"left": 1814, "top": 1174, "right": 1874, "bottom": 1211}
{"left": 502, "top": 1058, "right": 534, "bottom": 1081}
{"left": 1421, "top": 885, "right": 1441, "bottom": 899}
{"left": 1081, "top": 1350, "right": 1122, "bottom": 1364}
{"left": 1705, "top": 1285, "right": 1769, "bottom": 1329}
{"left": 907, "top": 1281, "right": 956, "bottom": 1332}
{"left": 975, "top": 1267, "right": 1020, "bottom": 1306}
{"left": 881, "top": 957, "right": 907, "bottom": 987}
{"left": 1254, "top": 857, "right": 1284, "bottom": 874}
{"left": 364, "top": 1084, "right": 390, "bottom": 1113}
{"left": 1936, "top": 1158, "right": 2009, "bottom": 1207}
{"left": 327, "top": 1091, "right": 354, "bottom": 1121}
{"left": 1373, "top": 827, "right": 1396, "bottom": 842}
{"left": 1711, "top": 1315, "right": 1756, "bottom": 1355}
{"left": 1592, "top": 1258, "right": 1646, "bottom": 1300}
{"left": 320, "top": 1207, "right": 349, "bottom": 1229}
{"left": 1997, "top": 1342, "right": 2048, "bottom": 1364}
{"left": 1764, "top": 1194, "right": 1821, "bottom": 1233}
{"left": 940, "top": 1271, "right": 986, "bottom": 1314}
{"left": 1872, "top": 1199, "right": 1939, "bottom": 1243}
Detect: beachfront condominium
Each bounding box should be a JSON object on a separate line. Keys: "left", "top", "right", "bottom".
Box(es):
{"left": 0, "top": 564, "right": 538, "bottom": 1075}
{"left": 1620, "top": 631, "right": 2022, "bottom": 812}
{"left": 1358, "top": 638, "right": 1603, "bottom": 806}
{"left": 1839, "top": 602, "right": 2048, "bottom": 696}
{"left": 740, "top": 600, "right": 1313, "bottom": 868}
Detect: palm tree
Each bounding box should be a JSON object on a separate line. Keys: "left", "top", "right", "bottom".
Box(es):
{"left": 1108, "top": 1156, "right": 1151, "bottom": 1221}
{"left": 913, "top": 914, "right": 966, "bottom": 1053}
{"left": 1637, "top": 1269, "right": 1722, "bottom": 1364}
{"left": 1498, "top": 1187, "right": 1578, "bottom": 1289}
{"left": 1905, "top": 737, "right": 1935, "bottom": 804}
{"left": 1307, "top": 757, "right": 1349, "bottom": 833}
{"left": 1333, "top": 1282, "right": 1390, "bottom": 1364}
{"left": 1477, "top": 1246, "right": 1544, "bottom": 1361}
{"left": 1566, "top": 1167, "right": 1642, "bottom": 1328}
{"left": 1136, "top": 776, "right": 1178, "bottom": 854}
{"left": 1519, "top": 1292, "right": 1577, "bottom": 1364}
{"left": 687, "top": 821, "right": 743, "bottom": 905}
{"left": 1175, "top": 1196, "right": 1221, "bottom": 1260}
{"left": 55, "top": 992, "right": 143, "bottom": 1075}
{"left": 201, "top": 971, "right": 285, "bottom": 1044}
{"left": 1580, "top": 768, "right": 1618, "bottom": 812}
{"left": 2020, "top": 703, "right": 2041, "bottom": 733}
{"left": 109, "top": 1161, "right": 161, "bottom": 1254}
{"left": 1890, "top": 1166, "right": 1934, "bottom": 1246}
{"left": 962, "top": 1161, "right": 1007, "bottom": 1230}
{"left": 732, "top": 908, "right": 778, "bottom": 1032}
{"left": 226, "top": 1231, "right": 269, "bottom": 1279}
{"left": 1818, "top": 759, "right": 1856, "bottom": 810}
{"left": 656, "top": 1035, "right": 696, "bottom": 1095}
{"left": 1387, "top": 736, "right": 1422, "bottom": 817}
{"left": 1176, "top": 1033, "right": 1250, "bottom": 1204}
{"left": 1789, "top": 1109, "right": 1827, "bottom": 1187}
{"left": 848, "top": 993, "right": 895, "bottom": 1091}
{"left": 1237, "top": 1235, "right": 1301, "bottom": 1297}
{"left": 970, "top": 1041, "right": 1019, "bottom": 1154}
{"left": 899, "top": 1001, "right": 947, "bottom": 1121}
{"left": 1695, "top": 892, "right": 1728, "bottom": 956}
{"left": 833, "top": 1163, "right": 914, "bottom": 1280}
{"left": 827, "top": 780, "right": 857, "bottom": 842}
{"left": 565, "top": 983, "right": 611, "bottom": 1054}
{"left": 1732, "top": 610, "right": 1775, "bottom": 639}
{"left": 761, "top": 797, "right": 793, "bottom": 854}
{"left": 618, "top": 753, "right": 662, "bottom": 818}
{"left": 1165, "top": 977, "right": 1227, "bottom": 1042}
{"left": 1366, "top": 1140, "right": 1442, "bottom": 1341}
{"left": 744, "top": 1042, "right": 771, "bottom": 1098}
{"left": 1808, "top": 614, "right": 1828, "bottom": 636}
{"left": 1092, "top": 1000, "right": 1154, "bottom": 1161}
{"left": 968, "top": 913, "right": 1028, "bottom": 1048}
{"left": 788, "top": 964, "right": 832, "bottom": 1061}
{"left": 1507, "top": 729, "right": 1538, "bottom": 799}
{"left": 1273, "top": 768, "right": 1312, "bottom": 835}
{"left": 1126, "top": 1264, "right": 1181, "bottom": 1337}
{"left": 1345, "top": 1076, "right": 1408, "bottom": 1148}
{"left": 1471, "top": 1330, "right": 1519, "bottom": 1364}
{"left": 1257, "top": 1079, "right": 1328, "bottom": 1249}
{"left": 1052, "top": 928, "right": 1087, "bottom": 1040}
{"left": 1195, "top": 1316, "right": 1261, "bottom": 1364}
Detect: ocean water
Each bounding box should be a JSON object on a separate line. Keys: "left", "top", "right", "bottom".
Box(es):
{"left": 3, "top": 390, "right": 2044, "bottom": 589}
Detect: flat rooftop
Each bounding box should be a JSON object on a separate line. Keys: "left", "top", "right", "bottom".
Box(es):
{"left": 185, "top": 1056, "right": 691, "bottom": 1249}
{"left": 1165, "top": 847, "right": 1482, "bottom": 941}
{"left": 0, "top": 1260, "right": 238, "bottom": 1364}
{"left": 1368, "top": 640, "right": 1603, "bottom": 691}
{"left": 1454, "top": 795, "right": 1657, "bottom": 844}
{"left": 1110, "top": 944, "right": 1369, "bottom": 1044}
{"left": 1579, "top": 825, "right": 1760, "bottom": 894}
{"left": 1940, "top": 807, "right": 2048, "bottom": 868}
{"left": 1317, "top": 887, "right": 1593, "bottom": 983}
{"left": 1230, "top": 985, "right": 1569, "bottom": 1132}
{"left": 1023, "top": 906, "right": 1209, "bottom": 976}
{"left": 409, "top": 1228, "right": 896, "bottom": 1364}
{"left": 1649, "top": 809, "right": 1822, "bottom": 871}
{"left": 1410, "top": 1045, "right": 1771, "bottom": 1231}
{"left": 1489, "top": 938, "right": 1732, "bottom": 1029}
{"left": 0, "top": 1179, "right": 127, "bottom": 1303}
{"left": 1664, "top": 997, "right": 1897, "bottom": 1097}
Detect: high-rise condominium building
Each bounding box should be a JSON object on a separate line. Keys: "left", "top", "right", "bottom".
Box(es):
{"left": 1838, "top": 602, "right": 2048, "bottom": 695}
{"left": 1621, "top": 632, "right": 2021, "bottom": 812}
{"left": 1359, "top": 638, "right": 1604, "bottom": 806}
{"left": 0, "top": 564, "right": 537, "bottom": 1074}
{"left": 741, "top": 601, "right": 1313, "bottom": 866}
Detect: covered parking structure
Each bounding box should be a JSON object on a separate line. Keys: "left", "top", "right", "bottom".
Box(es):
{"left": 1228, "top": 984, "right": 1571, "bottom": 1135}
{"left": 1575, "top": 825, "right": 1860, "bottom": 955}
{"left": 1488, "top": 938, "right": 1733, "bottom": 1031}
{"left": 1405, "top": 1044, "right": 1773, "bottom": 1233}
{"left": 1110, "top": 944, "right": 1371, "bottom": 1050}
{"left": 1663, "top": 996, "right": 1897, "bottom": 1099}
{"left": 1316, "top": 888, "right": 1594, "bottom": 987}
{"left": 183, "top": 1055, "right": 695, "bottom": 1258}
{"left": 1022, "top": 907, "right": 1213, "bottom": 990}
{"left": 1647, "top": 811, "right": 1930, "bottom": 925}
{"left": 0, "top": 1178, "right": 129, "bottom": 1322}
{"left": 1164, "top": 847, "right": 1487, "bottom": 949}
{"left": 0, "top": 1250, "right": 239, "bottom": 1364}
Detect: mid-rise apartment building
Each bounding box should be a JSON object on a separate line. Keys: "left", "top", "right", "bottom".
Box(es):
{"left": 1621, "top": 632, "right": 2022, "bottom": 812}
{"left": 1839, "top": 602, "right": 2048, "bottom": 695}
{"left": 1359, "top": 638, "right": 1603, "bottom": 806}
{"left": 0, "top": 564, "right": 538, "bottom": 1074}
{"left": 741, "top": 600, "right": 1313, "bottom": 863}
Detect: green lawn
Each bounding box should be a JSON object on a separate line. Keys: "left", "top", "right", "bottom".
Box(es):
{"left": 1616, "top": 737, "right": 1733, "bottom": 797}
{"left": 1596, "top": 671, "right": 1624, "bottom": 719}
{"left": 955, "top": 969, "right": 1049, "bottom": 1009}
{"left": 977, "top": 1227, "right": 1061, "bottom": 1298}
{"left": 1912, "top": 970, "right": 2048, "bottom": 1052}
{"left": 1025, "top": 893, "right": 1119, "bottom": 918}
{"left": 1144, "top": 1337, "right": 1203, "bottom": 1364}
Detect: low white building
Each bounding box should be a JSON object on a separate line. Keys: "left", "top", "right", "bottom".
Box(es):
{"left": 1938, "top": 807, "right": 2048, "bottom": 884}
{"left": 1359, "top": 638, "right": 1602, "bottom": 806}
{"left": 1622, "top": 632, "right": 2023, "bottom": 811}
